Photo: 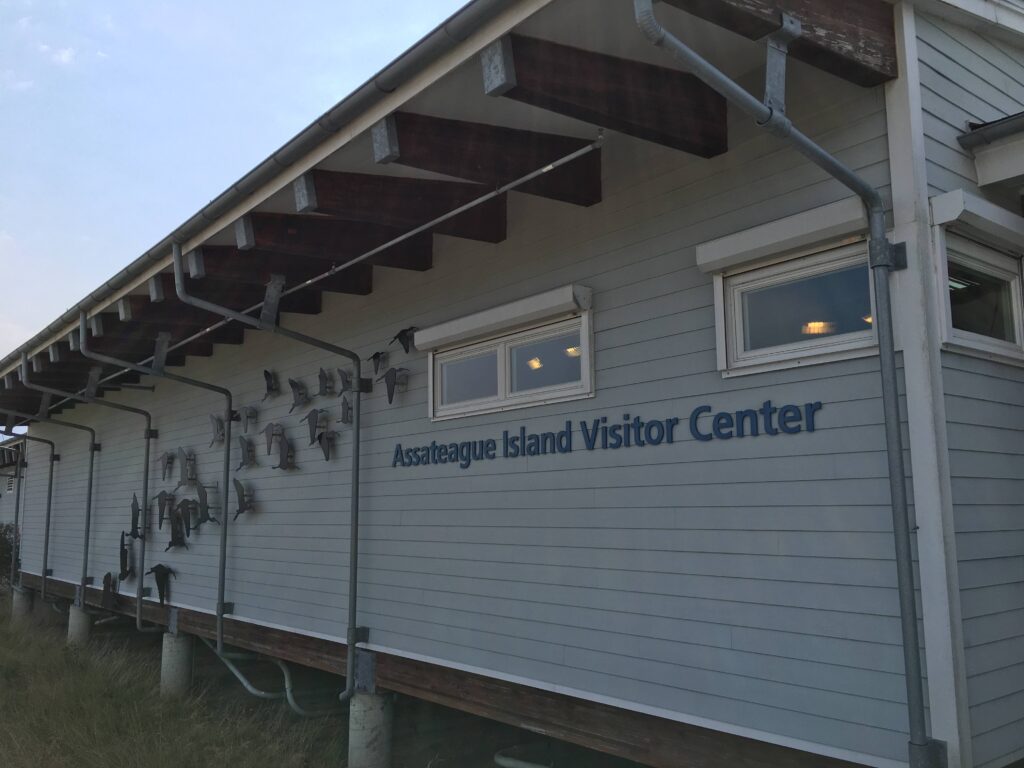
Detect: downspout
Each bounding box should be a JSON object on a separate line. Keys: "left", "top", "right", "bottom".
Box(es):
{"left": 9, "top": 444, "right": 25, "bottom": 588}
{"left": 3, "top": 437, "right": 55, "bottom": 598}
{"left": 19, "top": 355, "right": 161, "bottom": 632}
{"left": 632, "top": 3, "right": 941, "bottom": 767}
{"left": 77, "top": 313, "right": 235, "bottom": 647}
{"left": 172, "top": 245, "right": 366, "bottom": 705}
{"left": 2, "top": 409, "right": 97, "bottom": 608}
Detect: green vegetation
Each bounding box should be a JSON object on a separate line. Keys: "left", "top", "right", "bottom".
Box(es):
{"left": 0, "top": 606, "right": 346, "bottom": 768}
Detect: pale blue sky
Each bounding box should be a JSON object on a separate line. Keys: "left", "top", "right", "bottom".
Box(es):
{"left": 0, "top": 0, "right": 468, "bottom": 355}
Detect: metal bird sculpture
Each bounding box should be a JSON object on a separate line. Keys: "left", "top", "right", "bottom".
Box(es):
{"left": 316, "top": 429, "right": 336, "bottom": 462}
{"left": 262, "top": 369, "right": 279, "bottom": 401}
{"left": 389, "top": 326, "right": 418, "bottom": 354}
{"left": 337, "top": 395, "right": 353, "bottom": 425}
{"left": 300, "top": 408, "right": 326, "bottom": 446}
{"left": 273, "top": 434, "right": 297, "bottom": 471}
{"left": 377, "top": 367, "right": 410, "bottom": 405}
{"left": 209, "top": 414, "right": 225, "bottom": 447}
{"left": 154, "top": 491, "right": 174, "bottom": 530}
{"left": 316, "top": 368, "right": 334, "bottom": 398}
{"left": 165, "top": 501, "right": 191, "bottom": 551}
{"left": 263, "top": 423, "right": 282, "bottom": 455}
{"left": 236, "top": 435, "right": 256, "bottom": 471}
{"left": 287, "top": 378, "right": 309, "bottom": 413}
{"left": 173, "top": 447, "right": 196, "bottom": 491}
{"left": 233, "top": 478, "right": 254, "bottom": 521}
{"left": 160, "top": 451, "right": 175, "bottom": 481}
{"left": 129, "top": 493, "right": 142, "bottom": 540}
{"left": 119, "top": 531, "right": 134, "bottom": 581}
{"left": 336, "top": 368, "right": 353, "bottom": 393}
{"left": 192, "top": 483, "right": 219, "bottom": 529}
{"left": 239, "top": 406, "right": 258, "bottom": 434}
{"left": 102, "top": 572, "right": 117, "bottom": 610}
{"left": 368, "top": 351, "right": 388, "bottom": 376}
{"left": 146, "top": 564, "right": 176, "bottom": 605}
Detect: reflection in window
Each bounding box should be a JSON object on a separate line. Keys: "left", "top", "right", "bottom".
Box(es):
{"left": 440, "top": 351, "right": 497, "bottom": 405}
{"left": 510, "top": 331, "right": 582, "bottom": 393}
{"left": 948, "top": 261, "right": 1016, "bottom": 343}
{"left": 741, "top": 264, "right": 872, "bottom": 351}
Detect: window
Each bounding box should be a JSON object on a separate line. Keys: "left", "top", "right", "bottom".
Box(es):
{"left": 719, "top": 241, "right": 876, "bottom": 375}
{"left": 943, "top": 233, "right": 1023, "bottom": 358}
{"left": 430, "top": 315, "right": 593, "bottom": 419}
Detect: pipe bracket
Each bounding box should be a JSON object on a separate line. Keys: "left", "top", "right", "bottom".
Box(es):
{"left": 763, "top": 13, "right": 801, "bottom": 116}
{"left": 870, "top": 241, "right": 908, "bottom": 272}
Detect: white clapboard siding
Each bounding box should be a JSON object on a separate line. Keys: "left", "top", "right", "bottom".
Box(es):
{"left": 18, "top": 64, "right": 913, "bottom": 765}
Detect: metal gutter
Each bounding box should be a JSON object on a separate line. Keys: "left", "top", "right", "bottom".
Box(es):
{"left": 632, "top": 3, "right": 944, "bottom": 767}
{"left": 958, "top": 110, "right": 1024, "bottom": 148}
{"left": 0, "top": 0, "right": 530, "bottom": 379}
{"left": 1, "top": 436, "right": 55, "bottom": 599}
{"left": 19, "top": 355, "right": 162, "bottom": 632}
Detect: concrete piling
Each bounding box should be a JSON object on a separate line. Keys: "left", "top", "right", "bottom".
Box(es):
{"left": 348, "top": 692, "right": 394, "bottom": 768}
{"left": 66, "top": 604, "right": 92, "bottom": 646}
{"left": 10, "top": 587, "right": 33, "bottom": 624}
{"left": 160, "top": 632, "right": 195, "bottom": 697}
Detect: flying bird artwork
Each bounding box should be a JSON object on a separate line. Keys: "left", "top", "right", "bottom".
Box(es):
{"left": 119, "top": 531, "right": 134, "bottom": 581}
{"left": 368, "top": 351, "right": 388, "bottom": 376}
{"left": 173, "top": 448, "right": 197, "bottom": 491}
{"left": 377, "top": 367, "right": 410, "bottom": 405}
{"left": 146, "top": 564, "right": 176, "bottom": 605}
{"left": 287, "top": 378, "right": 309, "bottom": 413}
{"left": 129, "top": 493, "right": 142, "bottom": 540}
{"left": 236, "top": 435, "right": 256, "bottom": 471}
{"left": 192, "top": 483, "right": 219, "bottom": 530}
{"left": 233, "top": 478, "right": 255, "bottom": 521}
{"left": 389, "top": 326, "right": 418, "bottom": 354}
{"left": 160, "top": 451, "right": 175, "bottom": 481}
{"left": 209, "top": 414, "right": 225, "bottom": 447}
{"left": 165, "top": 501, "right": 191, "bottom": 551}
{"left": 263, "top": 423, "right": 282, "bottom": 455}
{"left": 316, "top": 368, "right": 334, "bottom": 398}
{"left": 338, "top": 395, "right": 353, "bottom": 425}
{"left": 273, "top": 434, "right": 297, "bottom": 471}
{"left": 154, "top": 491, "right": 175, "bottom": 530}
{"left": 262, "top": 370, "right": 279, "bottom": 401}
{"left": 239, "top": 406, "right": 258, "bottom": 434}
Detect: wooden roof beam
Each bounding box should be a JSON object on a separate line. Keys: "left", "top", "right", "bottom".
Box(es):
{"left": 371, "top": 112, "right": 601, "bottom": 207}
{"left": 236, "top": 213, "right": 432, "bottom": 272}
{"left": 148, "top": 272, "right": 323, "bottom": 318}
{"left": 186, "top": 246, "right": 373, "bottom": 296}
{"left": 294, "top": 170, "right": 506, "bottom": 244}
{"left": 661, "top": 0, "right": 897, "bottom": 87}
{"left": 481, "top": 34, "right": 727, "bottom": 157}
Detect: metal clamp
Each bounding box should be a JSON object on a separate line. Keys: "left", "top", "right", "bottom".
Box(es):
{"left": 763, "top": 13, "right": 801, "bottom": 116}
{"left": 869, "top": 241, "right": 908, "bottom": 272}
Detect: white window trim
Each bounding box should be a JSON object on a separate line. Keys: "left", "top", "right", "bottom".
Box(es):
{"left": 715, "top": 240, "right": 878, "bottom": 378}
{"left": 937, "top": 230, "right": 1024, "bottom": 363}
{"left": 428, "top": 313, "right": 594, "bottom": 421}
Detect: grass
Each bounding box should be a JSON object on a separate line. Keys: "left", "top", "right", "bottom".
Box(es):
{"left": 0, "top": 602, "right": 346, "bottom": 768}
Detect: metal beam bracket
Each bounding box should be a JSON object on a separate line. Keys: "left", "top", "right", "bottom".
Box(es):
{"left": 145, "top": 429, "right": 159, "bottom": 439}
{"left": 90, "top": 443, "right": 102, "bottom": 453}
{"left": 762, "top": 13, "right": 801, "bottom": 116}
{"left": 353, "top": 646, "right": 376, "bottom": 693}
{"left": 909, "top": 738, "right": 948, "bottom": 768}
{"left": 219, "top": 601, "right": 235, "bottom": 615}
{"left": 260, "top": 275, "right": 286, "bottom": 327}
{"left": 869, "top": 241, "right": 908, "bottom": 272}
{"left": 83, "top": 576, "right": 94, "bottom": 586}
{"left": 45, "top": 568, "right": 53, "bottom": 576}
{"left": 52, "top": 454, "right": 60, "bottom": 462}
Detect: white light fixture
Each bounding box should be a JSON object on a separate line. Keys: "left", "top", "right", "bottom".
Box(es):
{"left": 862, "top": 315, "right": 873, "bottom": 325}
{"left": 801, "top": 321, "right": 835, "bottom": 335}
{"left": 527, "top": 357, "right": 543, "bottom": 370}
{"left": 564, "top": 346, "right": 581, "bottom": 358}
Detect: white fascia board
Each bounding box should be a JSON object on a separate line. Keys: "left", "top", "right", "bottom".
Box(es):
{"left": 930, "top": 188, "right": 1024, "bottom": 252}
{"left": 414, "top": 284, "right": 591, "bottom": 350}
{"left": 695, "top": 197, "right": 868, "bottom": 274}
{"left": 913, "top": 0, "right": 1024, "bottom": 43}
{"left": 974, "top": 133, "right": 1024, "bottom": 187}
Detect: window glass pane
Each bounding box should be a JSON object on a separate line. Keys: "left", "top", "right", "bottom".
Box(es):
{"left": 510, "top": 330, "right": 582, "bottom": 393}
{"left": 440, "top": 351, "right": 497, "bottom": 405}
{"left": 948, "top": 260, "right": 1016, "bottom": 343}
{"left": 741, "top": 263, "right": 872, "bottom": 351}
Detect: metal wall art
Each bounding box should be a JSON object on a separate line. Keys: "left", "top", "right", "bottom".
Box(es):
{"left": 301, "top": 407, "right": 336, "bottom": 461}
{"left": 368, "top": 351, "right": 388, "bottom": 376}
{"left": 192, "top": 483, "right": 219, "bottom": 530}
{"left": 119, "top": 531, "right": 134, "bottom": 580}
{"left": 154, "top": 491, "right": 174, "bottom": 529}
{"left": 146, "top": 564, "right": 175, "bottom": 605}
{"left": 316, "top": 368, "right": 334, "bottom": 397}
{"left": 287, "top": 378, "right": 309, "bottom": 413}
{"left": 378, "top": 367, "right": 409, "bottom": 405}
{"left": 263, "top": 422, "right": 297, "bottom": 470}
{"left": 174, "top": 447, "right": 197, "bottom": 491}
{"left": 233, "top": 478, "right": 254, "bottom": 520}
{"left": 160, "top": 450, "right": 175, "bottom": 481}
{"left": 129, "top": 493, "right": 142, "bottom": 539}
{"left": 165, "top": 502, "right": 190, "bottom": 551}
{"left": 239, "top": 405, "right": 258, "bottom": 433}
{"left": 209, "top": 414, "right": 226, "bottom": 447}
{"left": 236, "top": 435, "right": 256, "bottom": 471}
{"left": 389, "top": 326, "right": 417, "bottom": 354}
{"left": 262, "top": 369, "right": 279, "bottom": 401}
{"left": 338, "top": 395, "right": 353, "bottom": 425}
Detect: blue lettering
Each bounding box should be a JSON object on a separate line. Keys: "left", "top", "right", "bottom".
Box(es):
{"left": 690, "top": 406, "right": 712, "bottom": 442}
{"left": 779, "top": 404, "right": 802, "bottom": 434}
{"left": 392, "top": 444, "right": 405, "bottom": 467}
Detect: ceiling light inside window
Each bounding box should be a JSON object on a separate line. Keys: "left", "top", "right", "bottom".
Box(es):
{"left": 527, "top": 357, "right": 543, "bottom": 370}
{"left": 564, "top": 346, "right": 581, "bottom": 358}
{"left": 801, "top": 321, "right": 835, "bottom": 335}
{"left": 862, "top": 315, "right": 873, "bottom": 325}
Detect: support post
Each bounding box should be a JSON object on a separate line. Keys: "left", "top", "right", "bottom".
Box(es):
{"left": 348, "top": 649, "right": 393, "bottom": 768}
{"left": 67, "top": 604, "right": 92, "bottom": 646}
{"left": 160, "top": 632, "right": 195, "bottom": 697}
{"left": 10, "top": 587, "right": 33, "bottom": 624}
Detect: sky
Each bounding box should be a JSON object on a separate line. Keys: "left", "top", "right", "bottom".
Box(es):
{"left": 0, "top": 0, "right": 468, "bottom": 357}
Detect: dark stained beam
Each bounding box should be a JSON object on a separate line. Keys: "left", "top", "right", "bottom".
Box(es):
{"left": 295, "top": 170, "right": 506, "bottom": 244}
{"left": 481, "top": 34, "right": 727, "bottom": 156}
{"left": 187, "top": 246, "right": 373, "bottom": 296}
{"left": 236, "top": 213, "right": 432, "bottom": 272}
{"left": 372, "top": 112, "right": 601, "bottom": 207}
{"left": 661, "top": 0, "right": 897, "bottom": 86}
{"left": 147, "top": 272, "right": 324, "bottom": 318}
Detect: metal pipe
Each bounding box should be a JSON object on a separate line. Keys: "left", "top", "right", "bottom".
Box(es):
{"left": 172, "top": 245, "right": 364, "bottom": 702}
{"left": 19, "top": 354, "right": 161, "bottom": 632}
{"left": 9, "top": 444, "right": 24, "bottom": 589}
{"left": 0, "top": 436, "right": 55, "bottom": 598}
{"left": 78, "top": 313, "right": 235, "bottom": 648}
{"left": 1, "top": 409, "right": 97, "bottom": 608}
{"left": 632, "top": 3, "right": 935, "bottom": 764}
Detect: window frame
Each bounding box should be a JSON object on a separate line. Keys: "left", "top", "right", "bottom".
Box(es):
{"left": 428, "top": 313, "right": 594, "bottom": 420}
{"left": 940, "top": 231, "right": 1024, "bottom": 361}
{"left": 716, "top": 240, "right": 878, "bottom": 377}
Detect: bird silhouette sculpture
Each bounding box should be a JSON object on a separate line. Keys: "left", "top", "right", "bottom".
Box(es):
{"left": 377, "top": 367, "right": 409, "bottom": 405}
{"left": 192, "top": 483, "right": 219, "bottom": 530}
{"left": 102, "top": 572, "right": 117, "bottom": 610}
{"left": 146, "top": 564, "right": 176, "bottom": 605}
{"left": 153, "top": 491, "right": 174, "bottom": 530}
{"left": 316, "top": 368, "right": 334, "bottom": 398}
{"left": 368, "top": 351, "right": 388, "bottom": 376}
{"left": 233, "top": 478, "right": 255, "bottom": 521}
{"left": 287, "top": 378, "right": 309, "bottom": 413}
{"left": 239, "top": 406, "right": 258, "bottom": 433}
{"left": 129, "top": 493, "right": 142, "bottom": 540}
{"left": 262, "top": 369, "right": 279, "bottom": 401}
{"left": 236, "top": 435, "right": 256, "bottom": 471}
{"left": 263, "top": 423, "right": 282, "bottom": 455}
{"left": 338, "top": 395, "right": 353, "bottom": 425}
{"left": 336, "top": 368, "right": 353, "bottom": 393}
{"left": 273, "top": 434, "right": 297, "bottom": 470}
{"left": 389, "top": 326, "right": 418, "bottom": 354}
{"left": 160, "top": 451, "right": 175, "bottom": 481}
{"left": 209, "top": 414, "right": 225, "bottom": 447}
{"left": 173, "top": 448, "right": 196, "bottom": 491}
{"left": 119, "top": 531, "right": 134, "bottom": 581}
{"left": 165, "top": 501, "right": 191, "bottom": 551}
{"left": 300, "top": 408, "right": 327, "bottom": 446}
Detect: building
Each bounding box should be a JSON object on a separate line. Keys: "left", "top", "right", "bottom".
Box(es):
{"left": 2, "top": 1, "right": 1024, "bottom": 766}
